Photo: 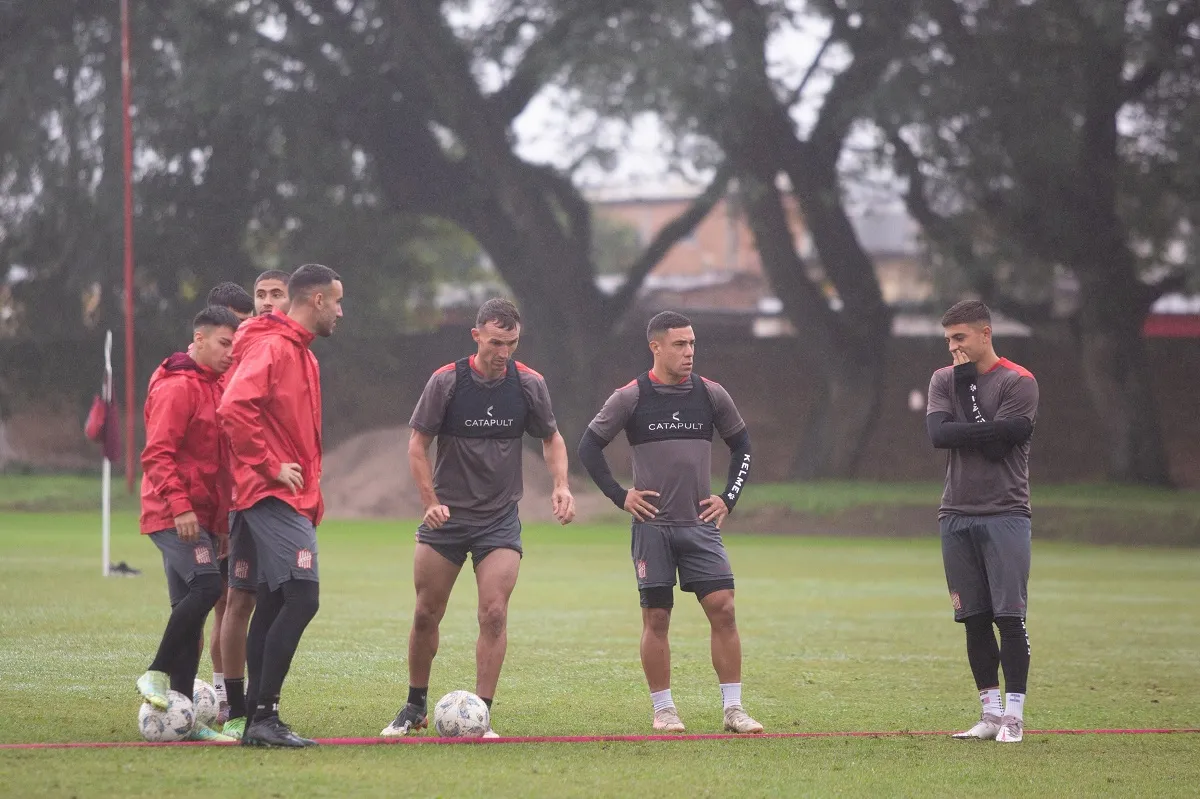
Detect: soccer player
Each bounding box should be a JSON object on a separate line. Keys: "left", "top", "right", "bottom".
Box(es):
{"left": 926, "top": 300, "right": 1039, "bottom": 743}
{"left": 135, "top": 306, "right": 242, "bottom": 743}
{"left": 199, "top": 280, "right": 254, "bottom": 724}
{"left": 380, "top": 298, "right": 575, "bottom": 738}
{"left": 577, "top": 311, "right": 762, "bottom": 734}
{"left": 252, "top": 269, "right": 291, "bottom": 316}
{"left": 218, "top": 264, "right": 343, "bottom": 747}
{"left": 206, "top": 282, "right": 254, "bottom": 321}
{"left": 218, "top": 270, "right": 292, "bottom": 738}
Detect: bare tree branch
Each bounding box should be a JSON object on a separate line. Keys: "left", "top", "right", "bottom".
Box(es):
{"left": 605, "top": 161, "right": 735, "bottom": 317}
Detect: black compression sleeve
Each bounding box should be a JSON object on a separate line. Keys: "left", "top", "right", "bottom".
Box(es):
{"left": 927, "top": 412, "right": 1004, "bottom": 449}
{"left": 994, "top": 417, "right": 1033, "bottom": 446}
{"left": 577, "top": 428, "right": 627, "bottom": 508}
{"left": 720, "top": 429, "right": 751, "bottom": 511}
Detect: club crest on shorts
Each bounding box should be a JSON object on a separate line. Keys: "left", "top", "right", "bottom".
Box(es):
{"left": 636, "top": 559, "right": 647, "bottom": 580}
{"left": 194, "top": 546, "right": 212, "bottom": 565}
{"left": 297, "top": 549, "right": 313, "bottom": 569}
{"left": 234, "top": 560, "right": 249, "bottom": 580}
{"left": 950, "top": 591, "right": 962, "bottom": 611}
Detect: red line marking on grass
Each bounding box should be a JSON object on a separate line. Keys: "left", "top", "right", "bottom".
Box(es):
{"left": 2, "top": 728, "right": 1197, "bottom": 750}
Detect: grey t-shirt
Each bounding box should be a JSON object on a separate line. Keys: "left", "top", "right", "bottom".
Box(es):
{"left": 926, "top": 357, "right": 1040, "bottom": 518}
{"left": 588, "top": 374, "right": 746, "bottom": 526}
{"left": 410, "top": 356, "right": 557, "bottom": 525}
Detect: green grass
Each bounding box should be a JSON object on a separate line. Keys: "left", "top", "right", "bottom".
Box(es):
{"left": 737, "top": 480, "right": 1200, "bottom": 515}
{"left": 2, "top": 512, "right": 1199, "bottom": 796}
{"left": 0, "top": 474, "right": 141, "bottom": 513}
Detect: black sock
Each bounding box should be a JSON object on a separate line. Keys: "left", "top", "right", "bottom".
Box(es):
{"left": 995, "top": 616, "right": 1030, "bottom": 695}
{"left": 227, "top": 677, "right": 246, "bottom": 720}
{"left": 149, "top": 573, "right": 222, "bottom": 673}
{"left": 963, "top": 613, "right": 1001, "bottom": 691}
{"left": 481, "top": 697, "right": 493, "bottom": 709}
{"left": 407, "top": 686, "right": 428, "bottom": 709}
{"left": 255, "top": 579, "right": 320, "bottom": 703}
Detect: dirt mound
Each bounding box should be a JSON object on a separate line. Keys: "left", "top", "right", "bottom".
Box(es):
{"left": 321, "top": 426, "right": 614, "bottom": 522}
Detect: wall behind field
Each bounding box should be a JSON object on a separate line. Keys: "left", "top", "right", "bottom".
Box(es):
{"left": 3, "top": 329, "right": 1198, "bottom": 487}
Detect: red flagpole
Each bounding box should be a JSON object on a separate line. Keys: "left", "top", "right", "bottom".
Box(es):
{"left": 120, "top": 0, "right": 136, "bottom": 493}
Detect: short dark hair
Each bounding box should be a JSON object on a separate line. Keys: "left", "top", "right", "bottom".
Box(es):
{"left": 941, "top": 300, "right": 992, "bottom": 328}
{"left": 475, "top": 298, "right": 521, "bottom": 330}
{"left": 206, "top": 282, "right": 254, "bottom": 315}
{"left": 193, "top": 305, "right": 241, "bottom": 332}
{"left": 288, "top": 263, "right": 340, "bottom": 305}
{"left": 255, "top": 269, "right": 291, "bottom": 287}
{"left": 646, "top": 310, "right": 692, "bottom": 341}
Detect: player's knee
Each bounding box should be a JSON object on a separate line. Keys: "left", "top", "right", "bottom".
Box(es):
{"left": 708, "top": 599, "right": 737, "bottom": 629}
{"left": 643, "top": 609, "right": 671, "bottom": 637}
{"left": 413, "top": 600, "right": 446, "bottom": 632}
{"left": 993, "top": 615, "right": 1028, "bottom": 643}
{"left": 282, "top": 579, "right": 320, "bottom": 622}
{"left": 190, "top": 573, "right": 224, "bottom": 609}
{"left": 477, "top": 600, "right": 508, "bottom": 637}
{"left": 227, "top": 588, "right": 256, "bottom": 618}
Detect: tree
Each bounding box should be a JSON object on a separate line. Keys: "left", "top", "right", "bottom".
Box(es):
{"left": 234, "top": 0, "right": 731, "bottom": 440}
{"left": 540, "top": 0, "right": 918, "bottom": 476}
{"left": 879, "top": 0, "right": 1200, "bottom": 484}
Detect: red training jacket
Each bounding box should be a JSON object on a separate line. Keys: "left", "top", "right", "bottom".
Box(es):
{"left": 218, "top": 313, "right": 324, "bottom": 525}
{"left": 139, "top": 353, "right": 233, "bottom": 535}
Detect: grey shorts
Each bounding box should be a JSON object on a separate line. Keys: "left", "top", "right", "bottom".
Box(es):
{"left": 940, "top": 513, "right": 1031, "bottom": 621}
{"left": 241, "top": 497, "right": 319, "bottom": 592}
{"left": 150, "top": 529, "right": 221, "bottom": 606}
{"left": 631, "top": 521, "right": 734, "bottom": 592}
{"left": 227, "top": 510, "right": 260, "bottom": 593}
{"left": 416, "top": 502, "right": 522, "bottom": 569}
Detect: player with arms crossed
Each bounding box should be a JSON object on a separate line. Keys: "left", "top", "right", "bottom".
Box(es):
{"left": 135, "top": 306, "right": 242, "bottom": 742}
{"left": 218, "top": 264, "right": 343, "bottom": 747}
{"left": 578, "top": 311, "right": 762, "bottom": 734}
{"left": 926, "top": 300, "right": 1039, "bottom": 743}
{"left": 217, "top": 269, "right": 294, "bottom": 738}
{"left": 381, "top": 298, "right": 575, "bottom": 738}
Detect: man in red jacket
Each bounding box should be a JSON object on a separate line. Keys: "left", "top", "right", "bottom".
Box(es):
{"left": 218, "top": 263, "right": 342, "bottom": 748}
{"left": 136, "top": 305, "right": 241, "bottom": 743}
{"left": 217, "top": 270, "right": 293, "bottom": 738}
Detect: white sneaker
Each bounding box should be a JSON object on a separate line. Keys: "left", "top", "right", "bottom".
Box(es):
{"left": 952, "top": 713, "right": 1002, "bottom": 740}
{"left": 652, "top": 706, "right": 686, "bottom": 732}
{"left": 482, "top": 728, "right": 499, "bottom": 739}
{"left": 723, "top": 705, "right": 764, "bottom": 734}
{"left": 996, "top": 715, "right": 1024, "bottom": 742}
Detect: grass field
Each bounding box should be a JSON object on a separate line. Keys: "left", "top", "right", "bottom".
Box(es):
{"left": 2, "top": 502, "right": 1199, "bottom": 797}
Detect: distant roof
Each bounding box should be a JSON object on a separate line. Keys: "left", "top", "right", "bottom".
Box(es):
{"left": 584, "top": 180, "right": 708, "bottom": 204}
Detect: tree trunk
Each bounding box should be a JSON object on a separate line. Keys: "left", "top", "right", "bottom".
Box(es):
{"left": 740, "top": 175, "right": 890, "bottom": 478}
{"left": 1074, "top": 271, "right": 1172, "bottom": 485}
{"left": 790, "top": 345, "right": 887, "bottom": 479}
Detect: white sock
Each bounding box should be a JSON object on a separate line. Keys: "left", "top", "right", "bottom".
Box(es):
{"left": 720, "top": 683, "right": 742, "bottom": 710}
{"left": 213, "top": 673, "right": 227, "bottom": 703}
{"left": 650, "top": 689, "right": 675, "bottom": 713}
{"left": 1004, "top": 692, "right": 1026, "bottom": 721}
{"left": 980, "top": 688, "right": 1002, "bottom": 718}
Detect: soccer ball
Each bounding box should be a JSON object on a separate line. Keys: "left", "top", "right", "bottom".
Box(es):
{"left": 138, "top": 690, "right": 195, "bottom": 742}
{"left": 192, "top": 679, "right": 219, "bottom": 728}
{"left": 432, "top": 690, "right": 490, "bottom": 737}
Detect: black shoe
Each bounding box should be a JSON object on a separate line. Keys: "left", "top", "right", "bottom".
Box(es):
{"left": 380, "top": 703, "right": 428, "bottom": 737}
{"left": 241, "top": 715, "right": 316, "bottom": 748}
{"left": 109, "top": 561, "right": 142, "bottom": 577}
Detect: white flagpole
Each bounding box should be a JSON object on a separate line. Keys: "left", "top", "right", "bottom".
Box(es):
{"left": 102, "top": 330, "right": 113, "bottom": 577}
